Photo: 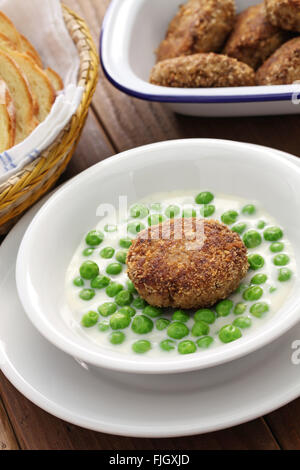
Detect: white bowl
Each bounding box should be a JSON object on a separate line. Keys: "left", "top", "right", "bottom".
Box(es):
{"left": 16, "top": 139, "right": 300, "bottom": 374}
{"left": 100, "top": 0, "right": 300, "bottom": 117}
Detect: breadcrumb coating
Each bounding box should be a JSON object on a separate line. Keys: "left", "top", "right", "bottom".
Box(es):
{"left": 256, "top": 37, "right": 300, "bottom": 84}
{"left": 156, "top": 0, "right": 235, "bottom": 63}
{"left": 265, "top": 0, "right": 300, "bottom": 32}
{"left": 127, "top": 218, "right": 249, "bottom": 309}
{"left": 224, "top": 3, "right": 289, "bottom": 70}
{"left": 150, "top": 53, "right": 256, "bottom": 88}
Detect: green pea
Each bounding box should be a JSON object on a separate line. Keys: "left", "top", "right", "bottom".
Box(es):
{"left": 270, "top": 242, "right": 284, "bottom": 253}
{"left": 79, "top": 289, "right": 95, "bottom": 301}
{"left": 243, "top": 230, "right": 262, "bottom": 249}
{"left": 264, "top": 226, "right": 283, "bottom": 242}
{"left": 150, "top": 203, "right": 162, "bottom": 212}
{"left": 132, "top": 340, "right": 151, "bottom": 354}
{"left": 148, "top": 214, "right": 165, "bottom": 226}
{"left": 98, "top": 302, "right": 117, "bottom": 317}
{"left": 257, "top": 221, "right": 266, "bottom": 229}
{"left": 116, "top": 250, "right": 128, "bottom": 265}
{"left": 242, "top": 204, "right": 256, "bottom": 215}
{"left": 80, "top": 261, "right": 99, "bottom": 280}
{"left": 115, "top": 290, "right": 133, "bottom": 307}
{"left": 200, "top": 205, "right": 215, "bottom": 217}
{"left": 131, "top": 315, "right": 153, "bottom": 334}
{"left": 127, "top": 222, "right": 146, "bottom": 235}
{"left": 195, "top": 191, "right": 214, "bottom": 205}
{"left": 243, "top": 286, "right": 263, "bottom": 301}
{"left": 126, "top": 280, "right": 137, "bottom": 294}
{"left": 143, "top": 305, "right": 162, "bottom": 318}
{"left": 278, "top": 268, "right": 292, "bottom": 282}
{"left": 273, "top": 254, "right": 290, "bottom": 266}
{"left": 118, "top": 306, "right": 136, "bottom": 317}
{"left": 130, "top": 204, "right": 149, "bottom": 219}
{"left": 191, "top": 321, "right": 210, "bottom": 337}
{"left": 110, "top": 312, "right": 131, "bottom": 330}
{"left": 110, "top": 331, "right": 125, "bottom": 345}
{"left": 82, "top": 247, "right": 94, "bottom": 257}
{"left": 219, "top": 325, "right": 242, "bottom": 343}
{"left": 248, "top": 254, "right": 265, "bottom": 270}
{"left": 104, "top": 224, "right": 117, "bottom": 233}
{"left": 221, "top": 210, "right": 238, "bottom": 225}
{"left": 106, "top": 263, "right": 122, "bottom": 275}
{"left": 197, "top": 336, "right": 214, "bottom": 349}
{"left": 91, "top": 275, "right": 110, "bottom": 289}
{"left": 234, "top": 303, "right": 247, "bottom": 315}
{"left": 105, "top": 282, "right": 124, "bottom": 297}
{"left": 232, "top": 223, "right": 247, "bottom": 235}
{"left": 215, "top": 299, "right": 233, "bottom": 317}
{"left": 132, "top": 297, "right": 147, "bottom": 310}
{"left": 194, "top": 309, "right": 215, "bottom": 324}
{"left": 251, "top": 273, "right": 267, "bottom": 285}
{"left": 73, "top": 276, "right": 84, "bottom": 287}
{"left": 269, "top": 286, "right": 277, "bottom": 293}
{"left": 182, "top": 208, "right": 197, "bottom": 218}
{"left": 167, "top": 322, "right": 189, "bottom": 340}
{"left": 98, "top": 321, "right": 110, "bottom": 332}
{"left": 233, "top": 316, "right": 252, "bottom": 329}
{"left": 165, "top": 205, "right": 180, "bottom": 218}
{"left": 100, "top": 247, "right": 115, "bottom": 259}
{"left": 81, "top": 311, "right": 99, "bottom": 328}
{"left": 160, "top": 339, "right": 176, "bottom": 351}
{"left": 172, "top": 310, "right": 189, "bottom": 323}
{"left": 85, "top": 230, "right": 104, "bottom": 247}
{"left": 120, "top": 238, "right": 132, "bottom": 249}
{"left": 156, "top": 318, "right": 170, "bottom": 331}
{"left": 178, "top": 340, "right": 197, "bottom": 355}
{"left": 250, "top": 302, "right": 269, "bottom": 318}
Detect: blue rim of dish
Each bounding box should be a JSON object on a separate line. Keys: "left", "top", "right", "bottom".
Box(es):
{"left": 100, "top": 9, "right": 298, "bottom": 104}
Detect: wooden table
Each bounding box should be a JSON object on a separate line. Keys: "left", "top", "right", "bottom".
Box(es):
{"left": 1, "top": 0, "right": 300, "bottom": 451}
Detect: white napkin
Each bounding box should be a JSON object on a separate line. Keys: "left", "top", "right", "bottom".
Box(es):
{"left": 0, "top": 0, "right": 83, "bottom": 184}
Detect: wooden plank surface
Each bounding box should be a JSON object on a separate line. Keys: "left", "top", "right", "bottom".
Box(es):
{"left": 0, "top": 398, "right": 19, "bottom": 450}
{"left": 0, "top": 0, "right": 299, "bottom": 450}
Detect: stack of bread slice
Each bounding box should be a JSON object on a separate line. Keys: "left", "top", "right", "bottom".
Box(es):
{"left": 0, "top": 11, "right": 63, "bottom": 152}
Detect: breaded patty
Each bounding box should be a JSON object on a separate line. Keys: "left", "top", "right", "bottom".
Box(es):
{"left": 265, "top": 0, "right": 300, "bottom": 32}
{"left": 150, "top": 53, "right": 255, "bottom": 88}
{"left": 256, "top": 37, "right": 300, "bottom": 84}
{"left": 156, "top": 0, "right": 235, "bottom": 63}
{"left": 127, "top": 218, "right": 249, "bottom": 309}
{"left": 224, "top": 4, "right": 289, "bottom": 70}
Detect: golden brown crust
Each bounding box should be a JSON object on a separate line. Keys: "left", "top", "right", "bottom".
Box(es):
{"left": 150, "top": 52, "right": 255, "bottom": 88}
{"left": 224, "top": 4, "right": 289, "bottom": 70}
{"left": 156, "top": 0, "right": 235, "bottom": 62}
{"left": 265, "top": 0, "right": 300, "bottom": 32}
{"left": 256, "top": 37, "right": 300, "bottom": 84}
{"left": 127, "top": 218, "right": 249, "bottom": 309}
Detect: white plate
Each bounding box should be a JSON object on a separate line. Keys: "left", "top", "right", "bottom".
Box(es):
{"left": 1, "top": 146, "right": 300, "bottom": 438}
{"left": 101, "top": 0, "right": 300, "bottom": 117}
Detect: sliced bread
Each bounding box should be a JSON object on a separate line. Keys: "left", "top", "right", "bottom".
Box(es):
{"left": 44, "top": 67, "right": 63, "bottom": 92}
{"left": 20, "top": 34, "right": 43, "bottom": 68}
{"left": 0, "top": 79, "right": 15, "bottom": 152}
{"left": 5, "top": 50, "right": 55, "bottom": 122}
{"left": 0, "top": 51, "right": 35, "bottom": 143}
{"left": 0, "top": 12, "right": 22, "bottom": 49}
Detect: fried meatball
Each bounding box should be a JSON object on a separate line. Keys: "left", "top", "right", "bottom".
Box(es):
{"left": 265, "top": 0, "right": 300, "bottom": 32}
{"left": 156, "top": 0, "right": 235, "bottom": 63}
{"left": 256, "top": 37, "right": 300, "bottom": 84}
{"left": 150, "top": 53, "right": 255, "bottom": 88}
{"left": 224, "top": 4, "right": 289, "bottom": 70}
{"left": 127, "top": 218, "right": 249, "bottom": 309}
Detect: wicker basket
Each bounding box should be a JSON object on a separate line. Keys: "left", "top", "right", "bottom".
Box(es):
{"left": 0, "top": 5, "right": 99, "bottom": 234}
